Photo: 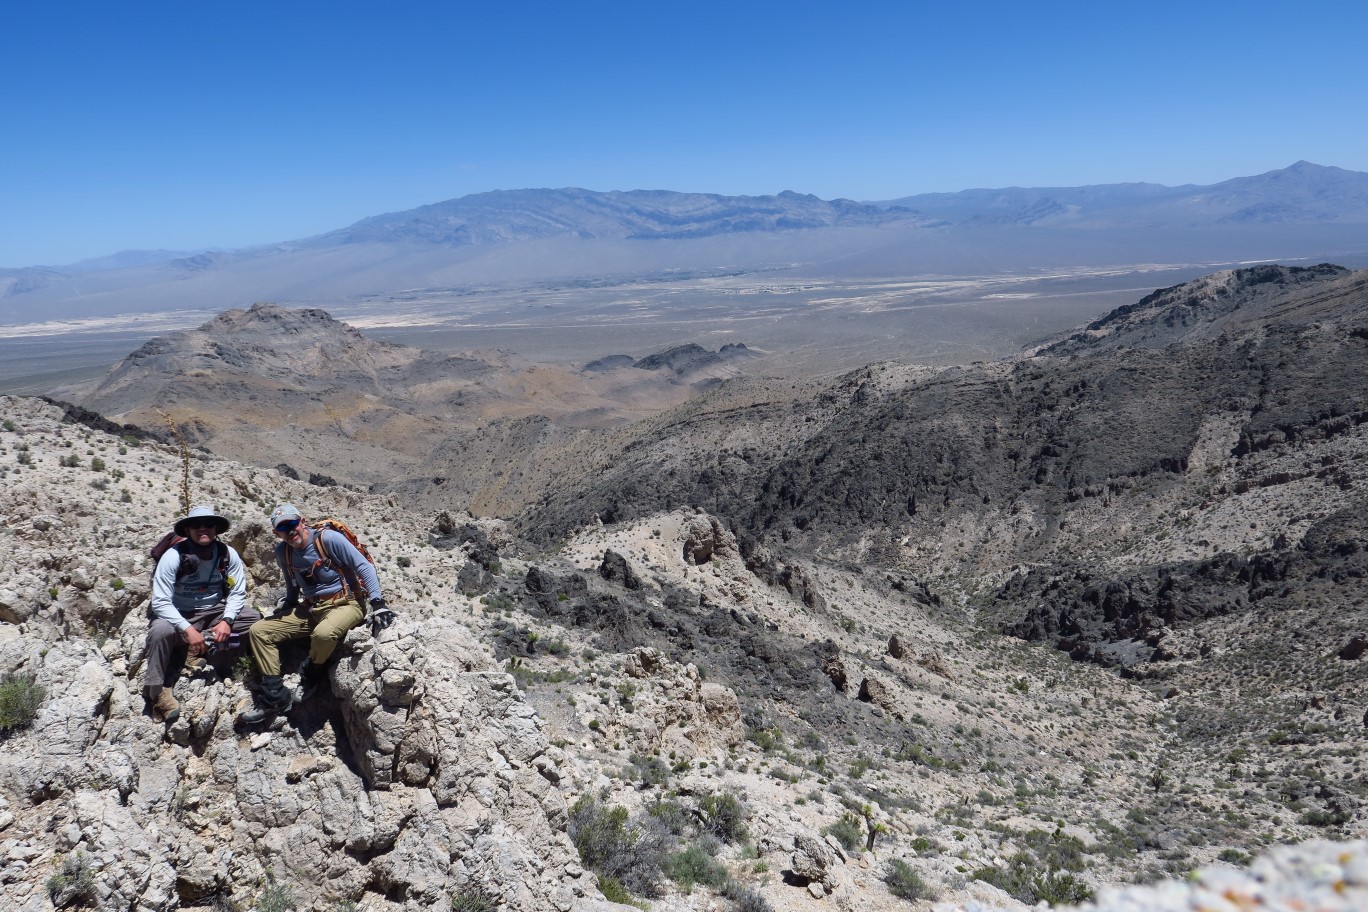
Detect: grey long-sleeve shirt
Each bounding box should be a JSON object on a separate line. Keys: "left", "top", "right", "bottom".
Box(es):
{"left": 276, "top": 528, "right": 382, "bottom": 604}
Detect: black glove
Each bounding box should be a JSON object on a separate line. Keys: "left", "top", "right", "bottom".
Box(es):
{"left": 276, "top": 591, "right": 300, "bottom": 617}
{"left": 369, "top": 598, "right": 396, "bottom": 634}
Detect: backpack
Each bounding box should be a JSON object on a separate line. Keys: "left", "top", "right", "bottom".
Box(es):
{"left": 149, "top": 532, "right": 230, "bottom": 593}
{"left": 310, "top": 518, "right": 375, "bottom": 570}
{"left": 288, "top": 519, "right": 376, "bottom": 599}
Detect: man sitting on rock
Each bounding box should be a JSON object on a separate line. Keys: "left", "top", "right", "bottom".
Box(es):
{"left": 238, "top": 503, "right": 394, "bottom": 725}
{"left": 145, "top": 505, "right": 259, "bottom": 723}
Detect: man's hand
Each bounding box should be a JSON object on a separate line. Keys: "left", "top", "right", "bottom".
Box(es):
{"left": 276, "top": 592, "right": 300, "bottom": 617}
{"left": 183, "top": 625, "right": 208, "bottom": 656}
{"left": 369, "top": 599, "right": 396, "bottom": 635}
{"left": 211, "top": 620, "right": 231, "bottom": 643}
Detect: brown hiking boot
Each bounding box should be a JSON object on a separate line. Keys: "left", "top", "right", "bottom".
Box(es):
{"left": 147, "top": 687, "right": 180, "bottom": 724}
{"left": 183, "top": 653, "right": 208, "bottom": 678}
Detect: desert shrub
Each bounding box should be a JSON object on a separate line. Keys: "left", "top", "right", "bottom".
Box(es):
{"left": 721, "top": 879, "right": 774, "bottom": 912}
{"left": 568, "top": 795, "right": 671, "bottom": 898}
{"left": 0, "top": 674, "right": 45, "bottom": 735}
{"left": 256, "top": 882, "right": 297, "bottom": 912}
{"left": 596, "top": 876, "right": 632, "bottom": 904}
{"left": 699, "top": 792, "right": 749, "bottom": 842}
{"left": 46, "top": 851, "right": 97, "bottom": 908}
{"left": 972, "top": 856, "right": 1093, "bottom": 906}
{"left": 666, "top": 842, "right": 730, "bottom": 892}
{"left": 626, "top": 752, "right": 670, "bottom": 788}
{"left": 884, "top": 858, "right": 937, "bottom": 901}
{"left": 1302, "top": 806, "right": 1352, "bottom": 827}
{"left": 822, "top": 812, "right": 864, "bottom": 854}
{"left": 647, "top": 799, "right": 690, "bottom": 835}
{"left": 1217, "top": 847, "right": 1252, "bottom": 866}
{"left": 450, "top": 888, "right": 498, "bottom": 912}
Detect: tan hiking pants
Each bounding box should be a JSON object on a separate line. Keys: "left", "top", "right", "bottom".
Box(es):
{"left": 248, "top": 597, "right": 364, "bottom": 676}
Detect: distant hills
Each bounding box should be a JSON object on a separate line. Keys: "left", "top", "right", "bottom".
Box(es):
{"left": 873, "top": 161, "right": 1368, "bottom": 226}
{"left": 3, "top": 162, "right": 1367, "bottom": 325}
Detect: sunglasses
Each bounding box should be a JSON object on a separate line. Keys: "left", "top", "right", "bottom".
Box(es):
{"left": 186, "top": 520, "right": 219, "bottom": 530}
{"left": 274, "top": 519, "right": 302, "bottom": 534}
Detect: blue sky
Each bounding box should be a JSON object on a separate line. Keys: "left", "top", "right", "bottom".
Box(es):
{"left": 4, "top": 0, "right": 1366, "bottom": 266}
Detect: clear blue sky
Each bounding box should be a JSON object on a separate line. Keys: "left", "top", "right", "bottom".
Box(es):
{"left": 4, "top": 0, "right": 1366, "bottom": 267}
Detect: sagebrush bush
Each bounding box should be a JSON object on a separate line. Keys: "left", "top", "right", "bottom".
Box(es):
{"left": 699, "top": 792, "right": 749, "bottom": 842}
{"left": 0, "top": 674, "right": 45, "bottom": 735}
{"left": 568, "top": 795, "right": 671, "bottom": 898}
{"left": 884, "top": 858, "right": 937, "bottom": 901}
{"left": 665, "top": 842, "right": 730, "bottom": 892}
{"left": 256, "top": 882, "right": 297, "bottom": 912}
{"left": 46, "top": 851, "right": 97, "bottom": 907}
{"left": 647, "top": 799, "right": 690, "bottom": 835}
{"left": 721, "top": 879, "right": 774, "bottom": 912}
{"left": 822, "top": 812, "right": 864, "bottom": 854}
{"left": 450, "top": 888, "right": 498, "bottom": 912}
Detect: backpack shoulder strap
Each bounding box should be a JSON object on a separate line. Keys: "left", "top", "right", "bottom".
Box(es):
{"left": 313, "top": 526, "right": 334, "bottom": 567}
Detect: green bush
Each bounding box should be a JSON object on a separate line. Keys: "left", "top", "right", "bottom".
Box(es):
{"left": 972, "top": 857, "right": 1094, "bottom": 906}
{"left": 665, "top": 842, "right": 730, "bottom": 892}
{"left": 450, "top": 888, "right": 498, "bottom": 912}
{"left": 0, "top": 674, "right": 45, "bottom": 735}
{"left": 568, "top": 795, "right": 670, "bottom": 898}
{"left": 699, "top": 792, "right": 749, "bottom": 843}
{"left": 256, "top": 882, "right": 297, "bottom": 912}
{"left": 647, "top": 800, "right": 690, "bottom": 835}
{"left": 626, "top": 753, "right": 670, "bottom": 788}
{"left": 822, "top": 813, "right": 864, "bottom": 854}
{"left": 721, "top": 880, "right": 774, "bottom": 912}
{"left": 46, "top": 851, "right": 97, "bottom": 908}
{"left": 596, "top": 876, "right": 632, "bottom": 905}
{"left": 884, "top": 858, "right": 937, "bottom": 901}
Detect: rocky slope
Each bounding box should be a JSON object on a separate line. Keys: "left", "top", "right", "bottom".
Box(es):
{"left": 3, "top": 380, "right": 1365, "bottom": 911}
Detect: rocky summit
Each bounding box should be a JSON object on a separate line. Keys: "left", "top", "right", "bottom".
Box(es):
{"left": 2, "top": 263, "right": 1367, "bottom": 912}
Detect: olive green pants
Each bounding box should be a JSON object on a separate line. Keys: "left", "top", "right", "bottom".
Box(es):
{"left": 248, "top": 599, "right": 364, "bottom": 676}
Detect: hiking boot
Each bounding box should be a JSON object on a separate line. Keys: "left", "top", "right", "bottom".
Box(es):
{"left": 147, "top": 687, "right": 180, "bottom": 724}
{"left": 183, "top": 653, "right": 208, "bottom": 678}
{"left": 238, "top": 675, "right": 293, "bottom": 726}
{"left": 293, "top": 659, "right": 329, "bottom": 705}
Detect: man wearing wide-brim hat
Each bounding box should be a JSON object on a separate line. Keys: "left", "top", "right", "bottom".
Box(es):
{"left": 144, "top": 505, "right": 260, "bottom": 723}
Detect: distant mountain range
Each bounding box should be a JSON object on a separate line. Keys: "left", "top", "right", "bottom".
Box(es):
{"left": 873, "top": 160, "right": 1368, "bottom": 227}
{"left": 2, "top": 162, "right": 1366, "bottom": 324}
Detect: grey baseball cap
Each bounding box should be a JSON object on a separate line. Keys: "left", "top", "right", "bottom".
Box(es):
{"left": 270, "top": 503, "right": 303, "bottom": 528}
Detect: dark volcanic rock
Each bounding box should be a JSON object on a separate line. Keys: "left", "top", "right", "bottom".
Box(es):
{"left": 998, "top": 506, "right": 1368, "bottom": 665}
{"left": 582, "top": 354, "right": 636, "bottom": 372}
{"left": 598, "top": 549, "right": 643, "bottom": 590}
{"left": 633, "top": 344, "right": 722, "bottom": 375}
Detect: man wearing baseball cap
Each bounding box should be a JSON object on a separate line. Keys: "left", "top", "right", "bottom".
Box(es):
{"left": 144, "top": 505, "right": 259, "bottom": 723}
{"left": 239, "top": 503, "right": 394, "bottom": 725}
